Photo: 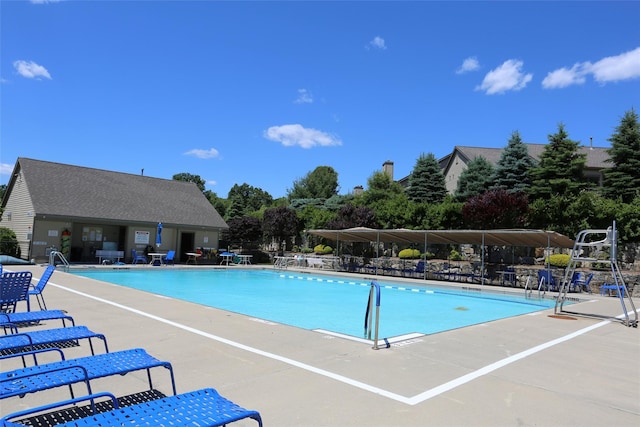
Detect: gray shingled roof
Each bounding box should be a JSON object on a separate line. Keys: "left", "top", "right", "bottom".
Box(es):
{"left": 454, "top": 144, "right": 609, "bottom": 169}
{"left": 16, "top": 158, "right": 227, "bottom": 229}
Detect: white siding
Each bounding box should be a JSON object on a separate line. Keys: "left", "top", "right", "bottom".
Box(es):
{"left": 2, "top": 169, "right": 36, "bottom": 259}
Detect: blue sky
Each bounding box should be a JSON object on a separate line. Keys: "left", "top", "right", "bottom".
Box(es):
{"left": 2, "top": 1, "right": 639, "bottom": 199}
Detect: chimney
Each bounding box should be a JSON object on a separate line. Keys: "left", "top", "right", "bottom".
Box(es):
{"left": 353, "top": 185, "right": 364, "bottom": 196}
{"left": 382, "top": 160, "right": 394, "bottom": 180}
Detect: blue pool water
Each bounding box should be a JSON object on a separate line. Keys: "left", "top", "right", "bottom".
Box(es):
{"left": 72, "top": 269, "right": 556, "bottom": 338}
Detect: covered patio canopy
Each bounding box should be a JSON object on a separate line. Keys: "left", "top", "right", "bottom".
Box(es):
{"left": 307, "top": 227, "right": 575, "bottom": 248}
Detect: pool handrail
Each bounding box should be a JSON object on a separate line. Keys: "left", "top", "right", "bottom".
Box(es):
{"left": 365, "top": 281, "right": 386, "bottom": 350}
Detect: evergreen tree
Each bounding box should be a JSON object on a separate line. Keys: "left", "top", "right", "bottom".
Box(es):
{"left": 454, "top": 156, "right": 494, "bottom": 202}
{"left": 492, "top": 131, "right": 536, "bottom": 193}
{"left": 603, "top": 108, "right": 640, "bottom": 203}
{"left": 406, "top": 153, "right": 447, "bottom": 203}
{"left": 361, "top": 170, "right": 405, "bottom": 205}
{"left": 528, "top": 124, "right": 587, "bottom": 200}
{"left": 226, "top": 183, "right": 273, "bottom": 220}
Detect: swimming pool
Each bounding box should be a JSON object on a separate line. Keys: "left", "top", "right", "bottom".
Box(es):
{"left": 72, "top": 269, "right": 556, "bottom": 339}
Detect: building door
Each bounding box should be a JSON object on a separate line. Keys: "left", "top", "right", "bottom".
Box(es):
{"left": 180, "top": 232, "right": 195, "bottom": 263}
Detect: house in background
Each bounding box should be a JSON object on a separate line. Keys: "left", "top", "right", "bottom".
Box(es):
{"left": 396, "top": 144, "right": 610, "bottom": 194}
{"left": 1, "top": 158, "right": 228, "bottom": 263}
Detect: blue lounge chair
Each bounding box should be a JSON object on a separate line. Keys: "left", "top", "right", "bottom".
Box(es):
{"left": 27, "top": 265, "right": 55, "bottom": 311}
{"left": 0, "top": 325, "right": 108, "bottom": 355}
{"left": 0, "top": 311, "right": 75, "bottom": 328}
{"left": 1, "top": 388, "right": 263, "bottom": 427}
{"left": 501, "top": 266, "right": 517, "bottom": 286}
{"left": 580, "top": 272, "right": 594, "bottom": 293}
{"left": 1, "top": 347, "right": 176, "bottom": 400}
{"left": 537, "top": 269, "right": 557, "bottom": 292}
{"left": 600, "top": 282, "right": 626, "bottom": 297}
{"left": 404, "top": 260, "right": 426, "bottom": 279}
{"left": 131, "top": 249, "right": 147, "bottom": 264}
{"left": 0, "top": 272, "right": 32, "bottom": 313}
{"left": 162, "top": 250, "right": 176, "bottom": 265}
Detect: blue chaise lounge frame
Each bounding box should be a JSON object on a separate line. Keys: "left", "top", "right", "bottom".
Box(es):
{"left": 1, "top": 311, "right": 75, "bottom": 328}
{"left": 0, "top": 325, "right": 108, "bottom": 355}
{"left": 1, "top": 388, "right": 262, "bottom": 427}
{"left": 1, "top": 347, "right": 176, "bottom": 400}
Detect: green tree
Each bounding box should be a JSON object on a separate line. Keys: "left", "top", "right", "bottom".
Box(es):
{"left": 409, "top": 196, "right": 464, "bottom": 230}
{"left": 360, "top": 171, "right": 405, "bottom": 205}
{"left": 226, "top": 183, "right": 273, "bottom": 220}
{"left": 617, "top": 197, "right": 640, "bottom": 243}
{"left": 172, "top": 172, "right": 206, "bottom": 193}
{"left": 492, "top": 131, "right": 536, "bottom": 193}
{"left": 0, "top": 227, "right": 20, "bottom": 257}
{"left": 455, "top": 156, "right": 494, "bottom": 202}
{"left": 298, "top": 205, "right": 336, "bottom": 231}
{"left": 287, "top": 166, "right": 339, "bottom": 200}
{"left": 528, "top": 124, "right": 587, "bottom": 200}
{"left": 203, "top": 190, "right": 228, "bottom": 218}
{"left": 406, "top": 153, "right": 447, "bottom": 203}
{"left": 603, "top": 108, "right": 640, "bottom": 203}
{"left": 358, "top": 171, "right": 411, "bottom": 228}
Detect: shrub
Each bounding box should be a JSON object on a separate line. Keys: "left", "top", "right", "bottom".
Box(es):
{"left": 399, "top": 248, "right": 420, "bottom": 259}
{"left": 546, "top": 253, "right": 570, "bottom": 268}
{"left": 450, "top": 249, "right": 463, "bottom": 261}
{"left": 313, "top": 244, "right": 333, "bottom": 255}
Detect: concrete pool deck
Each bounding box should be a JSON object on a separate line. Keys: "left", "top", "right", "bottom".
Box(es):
{"left": 2, "top": 264, "right": 639, "bottom": 426}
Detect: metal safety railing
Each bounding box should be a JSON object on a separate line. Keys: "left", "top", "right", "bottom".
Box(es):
{"left": 555, "top": 221, "right": 637, "bottom": 328}
{"left": 364, "top": 281, "right": 389, "bottom": 350}
{"left": 48, "top": 250, "right": 70, "bottom": 272}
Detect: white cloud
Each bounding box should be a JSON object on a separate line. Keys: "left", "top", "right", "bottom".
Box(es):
{"left": 543, "top": 47, "right": 640, "bottom": 89}
{"left": 294, "top": 88, "right": 313, "bottom": 104}
{"left": 475, "top": 59, "right": 532, "bottom": 95}
{"left": 206, "top": 179, "right": 217, "bottom": 186}
{"left": 1, "top": 163, "right": 14, "bottom": 175}
{"left": 456, "top": 57, "right": 480, "bottom": 74}
{"left": 586, "top": 47, "right": 640, "bottom": 83}
{"left": 542, "top": 63, "right": 588, "bottom": 89}
{"left": 13, "top": 60, "right": 52, "bottom": 79}
{"left": 263, "top": 124, "right": 342, "bottom": 149}
{"left": 183, "top": 148, "right": 220, "bottom": 159}
{"left": 367, "top": 36, "right": 387, "bottom": 50}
